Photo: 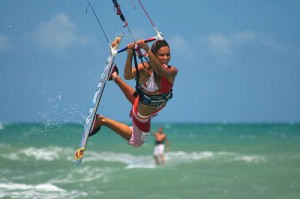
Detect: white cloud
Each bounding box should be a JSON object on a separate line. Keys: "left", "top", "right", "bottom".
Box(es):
{"left": 204, "top": 30, "right": 257, "bottom": 56}
{"left": 166, "top": 31, "right": 258, "bottom": 63}
{"left": 0, "top": 35, "right": 13, "bottom": 53}
{"left": 31, "top": 13, "right": 88, "bottom": 51}
{"left": 166, "top": 30, "right": 288, "bottom": 65}
{"left": 202, "top": 30, "right": 289, "bottom": 59}
{"left": 169, "top": 35, "right": 194, "bottom": 59}
{"left": 205, "top": 33, "right": 233, "bottom": 55}
{"left": 232, "top": 31, "right": 256, "bottom": 43}
{"left": 260, "top": 36, "right": 286, "bottom": 54}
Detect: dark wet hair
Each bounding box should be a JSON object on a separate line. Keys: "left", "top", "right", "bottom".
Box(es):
{"left": 151, "top": 40, "right": 169, "bottom": 55}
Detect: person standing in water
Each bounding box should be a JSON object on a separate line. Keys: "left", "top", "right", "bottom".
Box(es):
{"left": 152, "top": 127, "right": 170, "bottom": 165}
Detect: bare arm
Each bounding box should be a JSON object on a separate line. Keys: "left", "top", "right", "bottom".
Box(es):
{"left": 165, "top": 138, "right": 170, "bottom": 151}
{"left": 123, "top": 43, "right": 149, "bottom": 80}
{"left": 124, "top": 44, "right": 135, "bottom": 80}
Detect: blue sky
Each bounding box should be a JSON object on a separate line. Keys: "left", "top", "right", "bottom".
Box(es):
{"left": 1, "top": 0, "right": 300, "bottom": 123}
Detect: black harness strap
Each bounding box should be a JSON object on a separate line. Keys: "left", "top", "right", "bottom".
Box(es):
{"left": 132, "top": 46, "right": 150, "bottom": 96}
{"left": 132, "top": 48, "right": 140, "bottom": 97}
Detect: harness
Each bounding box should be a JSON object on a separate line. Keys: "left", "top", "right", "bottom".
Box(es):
{"left": 132, "top": 47, "right": 173, "bottom": 106}
{"left": 139, "top": 89, "right": 173, "bottom": 106}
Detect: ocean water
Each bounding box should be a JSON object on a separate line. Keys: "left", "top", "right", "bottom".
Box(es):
{"left": 0, "top": 122, "right": 299, "bottom": 199}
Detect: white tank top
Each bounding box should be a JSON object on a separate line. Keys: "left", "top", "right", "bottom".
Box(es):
{"left": 140, "top": 72, "right": 159, "bottom": 93}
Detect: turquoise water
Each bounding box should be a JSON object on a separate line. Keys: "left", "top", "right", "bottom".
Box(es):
{"left": 0, "top": 122, "right": 300, "bottom": 199}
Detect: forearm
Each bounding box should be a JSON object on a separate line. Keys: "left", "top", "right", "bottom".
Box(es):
{"left": 124, "top": 52, "right": 134, "bottom": 80}
{"left": 143, "top": 47, "right": 163, "bottom": 75}
{"left": 166, "top": 142, "right": 170, "bottom": 151}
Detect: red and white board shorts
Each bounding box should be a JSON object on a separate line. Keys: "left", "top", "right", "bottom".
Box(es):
{"left": 128, "top": 97, "right": 151, "bottom": 147}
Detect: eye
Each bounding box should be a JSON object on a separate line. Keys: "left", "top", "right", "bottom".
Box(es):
{"left": 158, "top": 53, "right": 170, "bottom": 57}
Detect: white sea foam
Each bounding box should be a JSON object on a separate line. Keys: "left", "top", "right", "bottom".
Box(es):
{"left": 80, "top": 150, "right": 267, "bottom": 169}
{"left": 82, "top": 151, "right": 219, "bottom": 169}
{"left": 0, "top": 182, "right": 87, "bottom": 199}
{"left": 3, "top": 146, "right": 267, "bottom": 167}
{"left": 2, "top": 146, "right": 73, "bottom": 161}
{"left": 165, "top": 151, "right": 218, "bottom": 166}
{"left": 22, "top": 147, "right": 60, "bottom": 161}
{"left": 49, "top": 166, "right": 117, "bottom": 185}
{"left": 166, "top": 151, "right": 267, "bottom": 165}
{"left": 0, "top": 183, "right": 64, "bottom": 192}
{"left": 234, "top": 155, "right": 266, "bottom": 163}
{"left": 84, "top": 151, "right": 156, "bottom": 169}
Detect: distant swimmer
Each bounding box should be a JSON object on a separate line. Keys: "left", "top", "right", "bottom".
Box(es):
{"left": 90, "top": 39, "right": 178, "bottom": 148}
{"left": 152, "top": 127, "right": 170, "bottom": 165}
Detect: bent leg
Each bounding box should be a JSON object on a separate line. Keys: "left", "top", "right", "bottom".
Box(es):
{"left": 95, "top": 115, "right": 132, "bottom": 141}
{"left": 113, "top": 74, "right": 136, "bottom": 105}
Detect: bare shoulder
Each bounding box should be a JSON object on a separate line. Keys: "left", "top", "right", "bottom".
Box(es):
{"left": 165, "top": 65, "right": 178, "bottom": 80}
{"left": 169, "top": 65, "right": 178, "bottom": 76}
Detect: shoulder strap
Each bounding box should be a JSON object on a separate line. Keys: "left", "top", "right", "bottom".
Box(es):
{"left": 132, "top": 49, "right": 140, "bottom": 97}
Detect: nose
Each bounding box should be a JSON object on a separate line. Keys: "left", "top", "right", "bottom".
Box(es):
{"left": 162, "top": 54, "right": 169, "bottom": 60}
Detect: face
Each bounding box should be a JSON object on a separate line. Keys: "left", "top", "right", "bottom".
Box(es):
{"left": 155, "top": 46, "right": 171, "bottom": 65}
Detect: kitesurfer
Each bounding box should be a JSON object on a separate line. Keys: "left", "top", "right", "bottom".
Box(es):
{"left": 90, "top": 39, "right": 178, "bottom": 147}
